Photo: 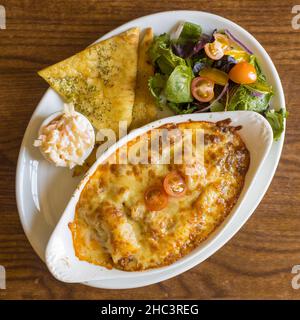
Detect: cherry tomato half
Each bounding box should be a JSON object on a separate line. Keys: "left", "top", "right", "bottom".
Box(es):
{"left": 163, "top": 171, "right": 187, "bottom": 197}
{"left": 204, "top": 42, "right": 224, "bottom": 60}
{"left": 204, "top": 34, "right": 230, "bottom": 60}
{"left": 191, "top": 77, "right": 215, "bottom": 102}
{"left": 199, "top": 68, "right": 229, "bottom": 86}
{"left": 214, "top": 33, "right": 230, "bottom": 49}
{"left": 228, "top": 61, "right": 257, "bottom": 84}
{"left": 144, "top": 185, "right": 168, "bottom": 211}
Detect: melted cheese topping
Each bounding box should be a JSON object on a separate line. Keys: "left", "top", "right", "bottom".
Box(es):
{"left": 70, "top": 121, "right": 250, "bottom": 271}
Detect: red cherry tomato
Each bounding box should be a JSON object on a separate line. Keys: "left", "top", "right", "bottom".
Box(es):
{"left": 144, "top": 186, "right": 168, "bottom": 211}
{"left": 163, "top": 171, "right": 187, "bottom": 197}
{"left": 228, "top": 61, "right": 257, "bottom": 84}
{"left": 191, "top": 77, "right": 215, "bottom": 102}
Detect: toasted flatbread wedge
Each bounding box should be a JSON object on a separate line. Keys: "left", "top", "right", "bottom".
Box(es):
{"left": 38, "top": 28, "right": 140, "bottom": 133}
{"left": 130, "top": 28, "right": 158, "bottom": 129}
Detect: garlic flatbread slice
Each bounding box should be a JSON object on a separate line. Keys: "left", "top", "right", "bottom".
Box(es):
{"left": 38, "top": 28, "right": 140, "bottom": 133}
{"left": 130, "top": 28, "right": 158, "bottom": 130}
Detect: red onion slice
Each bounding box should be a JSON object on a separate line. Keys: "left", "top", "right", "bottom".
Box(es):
{"left": 195, "top": 83, "right": 229, "bottom": 113}
{"left": 224, "top": 29, "right": 253, "bottom": 55}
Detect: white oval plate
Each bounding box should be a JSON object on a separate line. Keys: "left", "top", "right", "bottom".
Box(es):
{"left": 16, "top": 10, "right": 285, "bottom": 289}
{"left": 46, "top": 111, "right": 273, "bottom": 284}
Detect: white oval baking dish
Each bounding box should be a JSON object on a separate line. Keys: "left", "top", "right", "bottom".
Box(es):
{"left": 45, "top": 111, "right": 273, "bottom": 283}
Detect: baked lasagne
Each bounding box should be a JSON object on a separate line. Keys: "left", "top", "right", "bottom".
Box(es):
{"left": 69, "top": 120, "right": 250, "bottom": 271}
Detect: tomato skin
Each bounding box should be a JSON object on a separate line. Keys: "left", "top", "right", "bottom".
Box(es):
{"left": 191, "top": 77, "right": 215, "bottom": 102}
{"left": 163, "top": 171, "right": 187, "bottom": 197}
{"left": 204, "top": 34, "right": 230, "bottom": 60}
{"left": 214, "top": 33, "right": 230, "bottom": 49}
{"left": 204, "top": 42, "right": 224, "bottom": 60}
{"left": 144, "top": 186, "right": 168, "bottom": 211}
{"left": 228, "top": 62, "right": 257, "bottom": 84}
{"left": 199, "top": 68, "right": 229, "bottom": 86}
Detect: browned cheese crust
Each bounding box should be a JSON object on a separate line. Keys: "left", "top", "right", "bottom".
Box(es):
{"left": 70, "top": 120, "right": 250, "bottom": 271}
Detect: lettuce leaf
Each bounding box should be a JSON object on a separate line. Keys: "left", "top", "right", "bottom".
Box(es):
{"left": 156, "top": 48, "right": 186, "bottom": 75}
{"left": 264, "top": 108, "right": 288, "bottom": 140}
{"left": 245, "top": 81, "right": 273, "bottom": 94}
{"left": 148, "top": 33, "right": 185, "bottom": 75}
{"left": 246, "top": 55, "right": 273, "bottom": 94}
{"left": 148, "top": 73, "right": 167, "bottom": 107}
{"left": 167, "top": 102, "right": 197, "bottom": 114}
{"left": 227, "top": 85, "right": 272, "bottom": 112}
{"left": 148, "top": 33, "right": 170, "bottom": 63}
{"left": 249, "top": 55, "right": 266, "bottom": 82}
{"left": 165, "top": 65, "right": 194, "bottom": 103}
{"left": 177, "top": 22, "right": 202, "bottom": 43}
{"left": 210, "top": 101, "right": 225, "bottom": 112}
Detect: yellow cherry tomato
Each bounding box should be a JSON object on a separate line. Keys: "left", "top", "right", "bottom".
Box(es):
{"left": 228, "top": 62, "right": 257, "bottom": 84}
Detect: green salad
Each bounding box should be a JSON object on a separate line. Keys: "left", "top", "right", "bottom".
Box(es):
{"left": 148, "top": 21, "right": 287, "bottom": 140}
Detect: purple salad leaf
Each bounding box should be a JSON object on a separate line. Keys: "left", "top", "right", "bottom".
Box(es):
{"left": 213, "top": 55, "right": 237, "bottom": 73}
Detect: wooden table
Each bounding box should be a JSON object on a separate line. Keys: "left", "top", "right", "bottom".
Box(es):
{"left": 0, "top": 0, "right": 299, "bottom": 300}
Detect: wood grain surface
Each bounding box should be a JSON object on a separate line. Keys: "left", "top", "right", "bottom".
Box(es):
{"left": 0, "top": 0, "right": 300, "bottom": 300}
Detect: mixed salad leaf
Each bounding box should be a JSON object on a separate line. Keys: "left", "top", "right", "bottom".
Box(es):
{"left": 148, "top": 21, "right": 287, "bottom": 140}
{"left": 227, "top": 85, "right": 272, "bottom": 112}
{"left": 165, "top": 65, "right": 194, "bottom": 103}
{"left": 265, "top": 109, "right": 288, "bottom": 140}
